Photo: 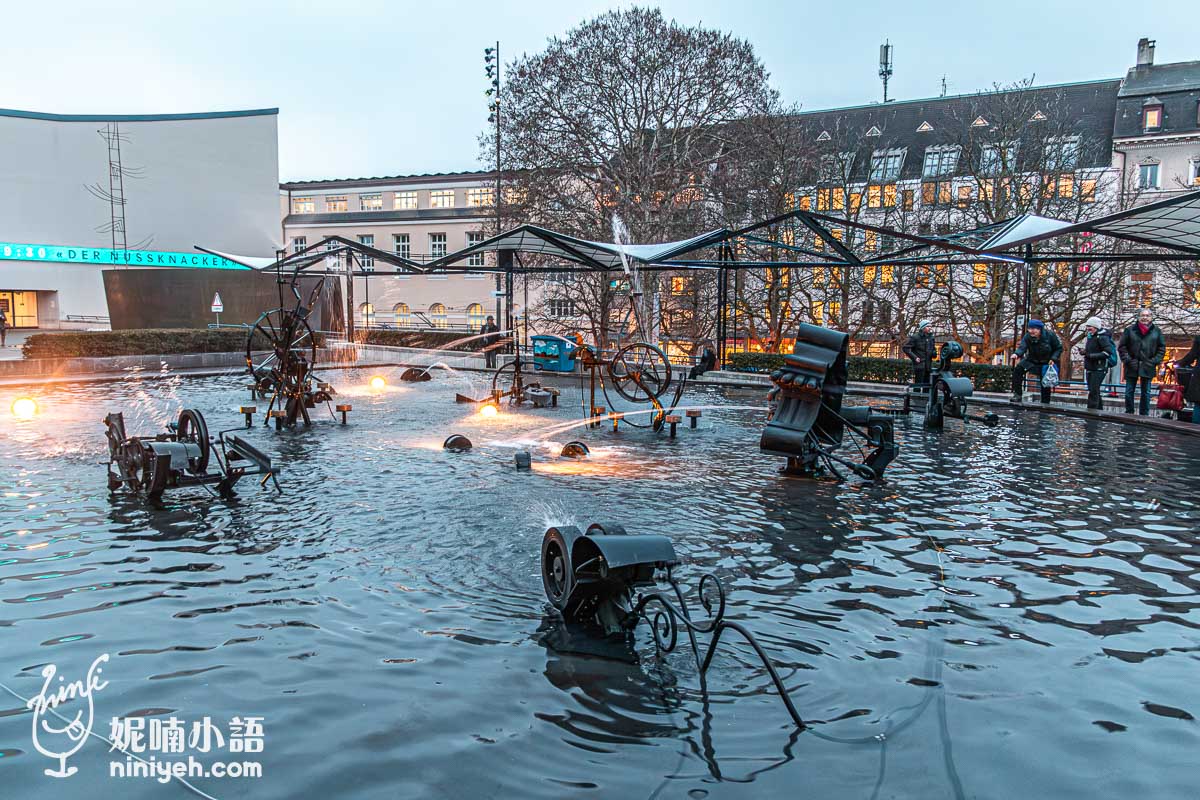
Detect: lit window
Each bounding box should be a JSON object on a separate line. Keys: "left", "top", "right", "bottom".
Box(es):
{"left": 1081, "top": 179, "right": 1097, "bottom": 202}
{"left": 883, "top": 184, "right": 897, "bottom": 207}
{"left": 467, "top": 303, "right": 486, "bottom": 329}
{"left": 430, "top": 190, "right": 455, "bottom": 209}
{"left": 393, "top": 302, "right": 411, "bottom": 326}
{"left": 466, "top": 188, "right": 495, "bottom": 207}
{"left": 973, "top": 263, "right": 988, "bottom": 288}
{"left": 828, "top": 301, "right": 842, "bottom": 324}
{"left": 979, "top": 178, "right": 994, "bottom": 201}
{"left": 1184, "top": 272, "right": 1200, "bottom": 308}
{"left": 922, "top": 145, "right": 960, "bottom": 177}
{"left": 292, "top": 196, "right": 315, "bottom": 214}
{"left": 325, "top": 195, "right": 348, "bottom": 212}
{"left": 1143, "top": 105, "right": 1162, "bottom": 131}
{"left": 957, "top": 185, "right": 973, "bottom": 208}
{"left": 466, "top": 232, "right": 486, "bottom": 270}
{"left": 880, "top": 265, "right": 894, "bottom": 286}
{"left": 832, "top": 188, "right": 845, "bottom": 210}
{"left": 813, "top": 267, "right": 827, "bottom": 287}
{"left": 1057, "top": 174, "right": 1074, "bottom": 198}
{"left": 1138, "top": 163, "right": 1160, "bottom": 189}
{"left": 813, "top": 301, "right": 825, "bottom": 325}
{"left": 863, "top": 264, "right": 877, "bottom": 285}
{"left": 393, "top": 234, "right": 410, "bottom": 259}
{"left": 798, "top": 195, "right": 812, "bottom": 211}
{"left": 938, "top": 182, "right": 952, "bottom": 205}
{"left": 934, "top": 265, "right": 949, "bottom": 288}
{"left": 429, "top": 233, "right": 447, "bottom": 259}
{"left": 429, "top": 303, "right": 448, "bottom": 328}
{"left": 816, "top": 188, "right": 830, "bottom": 211}
{"left": 1128, "top": 273, "right": 1154, "bottom": 308}
{"left": 359, "top": 194, "right": 383, "bottom": 211}
{"left": 359, "top": 302, "right": 375, "bottom": 326}
{"left": 869, "top": 149, "right": 906, "bottom": 182}
{"left": 291, "top": 236, "right": 307, "bottom": 254}
{"left": 394, "top": 191, "right": 417, "bottom": 210}
{"left": 357, "top": 234, "right": 374, "bottom": 268}
{"left": 671, "top": 276, "right": 690, "bottom": 294}
{"left": 849, "top": 192, "right": 862, "bottom": 212}
{"left": 918, "top": 266, "right": 930, "bottom": 287}
{"left": 864, "top": 231, "right": 878, "bottom": 251}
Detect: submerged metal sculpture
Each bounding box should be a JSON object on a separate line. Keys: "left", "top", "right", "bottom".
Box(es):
{"left": 105, "top": 409, "right": 278, "bottom": 501}
{"left": 762, "top": 324, "right": 898, "bottom": 480}
{"left": 905, "top": 342, "right": 1000, "bottom": 429}
{"left": 541, "top": 522, "right": 804, "bottom": 728}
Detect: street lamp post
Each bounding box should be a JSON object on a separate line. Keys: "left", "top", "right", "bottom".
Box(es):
{"left": 485, "top": 43, "right": 503, "bottom": 343}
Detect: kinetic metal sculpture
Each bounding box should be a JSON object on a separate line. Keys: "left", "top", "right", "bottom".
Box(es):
{"left": 905, "top": 342, "right": 1000, "bottom": 430}
{"left": 540, "top": 522, "right": 804, "bottom": 728}
{"left": 246, "top": 275, "right": 342, "bottom": 429}
{"left": 761, "top": 324, "right": 899, "bottom": 479}
{"left": 105, "top": 409, "right": 278, "bottom": 501}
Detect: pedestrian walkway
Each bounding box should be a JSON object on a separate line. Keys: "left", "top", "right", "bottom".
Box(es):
{"left": 0, "top": 330, "right": 31, "bottom": 360}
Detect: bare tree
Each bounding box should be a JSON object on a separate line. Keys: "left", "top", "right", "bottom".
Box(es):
{"left": 485, "top": 7, "right": 776, "bottom": 347}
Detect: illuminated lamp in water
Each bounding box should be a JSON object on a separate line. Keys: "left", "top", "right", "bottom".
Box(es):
{"left": 369, "top": 375, "right": 387, "bottom": 390}
{"left": 479, "top": 403, "right": 499, "bottom": 418}
{"left": 11, "top": 397, "right": 37, "bottom": 419}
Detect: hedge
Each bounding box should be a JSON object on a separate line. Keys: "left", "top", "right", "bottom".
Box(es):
{"left": 726, "top": 351, "right": 1013, "bottom": 393}
{"left": 360, "top": 329, "right": 492, "bottom": 351}
{"left": 22, "top": 328, "right": 278, "bottom": 359}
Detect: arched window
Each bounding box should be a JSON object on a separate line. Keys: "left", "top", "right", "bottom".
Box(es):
{"left": 359, "top": 302, "right": 375, "bottom": 327}
{"left": 393, "top": 302, "right": 410, "bottom": 327}
{"left": 430, "top": 303, "right": 448, "bottom": 329}
{"left": 466, "top": 303, "right": 485, "bottom": 331}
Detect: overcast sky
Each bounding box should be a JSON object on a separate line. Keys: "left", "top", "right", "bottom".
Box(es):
{"left": 4, "top": 0, "right": 1193, "bottom": 182}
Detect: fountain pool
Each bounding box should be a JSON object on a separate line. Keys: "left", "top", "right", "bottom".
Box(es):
{"left": 1, "top": 366, "right": 1198, "bottom": 799}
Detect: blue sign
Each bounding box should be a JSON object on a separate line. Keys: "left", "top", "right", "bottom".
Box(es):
{"left": 0, "top": 242, "right": 248, "bottom": 270}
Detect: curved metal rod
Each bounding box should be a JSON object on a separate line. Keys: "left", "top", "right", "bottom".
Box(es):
{"left": 632, "top": 573, "right": 805, "bottom": 729}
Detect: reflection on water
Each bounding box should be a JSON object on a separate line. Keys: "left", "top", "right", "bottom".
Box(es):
{"left": 1, "top": 370, "right": 1198, "bottom": 799}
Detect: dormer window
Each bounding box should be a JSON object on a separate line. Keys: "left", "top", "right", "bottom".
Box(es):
{"left": 1142, "top": 98, "right": 1163, "bottom": 132}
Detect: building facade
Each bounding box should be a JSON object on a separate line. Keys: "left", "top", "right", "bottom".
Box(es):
{"left": 0, "top": 107, "right": 279, "bottom": 329}
{"left": 280, "top": 171, "right": 505, "bottom": 333}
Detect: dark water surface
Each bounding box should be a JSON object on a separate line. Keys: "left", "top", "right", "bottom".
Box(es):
{"left": 1, "top": 367, "right": 1198, "bottom": 799}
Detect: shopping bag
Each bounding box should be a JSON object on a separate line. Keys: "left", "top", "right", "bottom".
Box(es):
{"left": 1157, "top": 369, "right": 1185, "bottom": 412}
{"left": 1041, "top": 362, "right": 1059, "bottom": 389}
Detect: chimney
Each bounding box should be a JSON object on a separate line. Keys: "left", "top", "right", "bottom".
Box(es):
{"left": 1136, "top": 38, "right": 1156, "bottom": 67}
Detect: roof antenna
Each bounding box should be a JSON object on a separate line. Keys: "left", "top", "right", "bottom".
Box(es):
{"left": 879, "top": 41, "right": 894, "bottom": 103}
{"left": 940, "top": 75, "right": 948, "bottom": 97}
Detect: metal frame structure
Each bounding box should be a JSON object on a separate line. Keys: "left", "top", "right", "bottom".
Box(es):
{"left": 217, "top": 188, "right": 1200, "bottom": 364}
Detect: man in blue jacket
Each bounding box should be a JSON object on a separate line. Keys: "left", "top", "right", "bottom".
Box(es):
{"left": 1010, "top": 319, "right": 1062, "bottom": 405}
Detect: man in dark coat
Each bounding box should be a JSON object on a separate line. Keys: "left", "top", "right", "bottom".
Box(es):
{"left": 1175, "top": 334, "right": 1200, "bottom": 423}
{"left": 1078, "top": 316, "right": 1117, "bottom": 411}
{"left": 688, "top": 343, "right": 717, "bottom": 380}
{"left": 902, "top": 320, "right": 936, "bottom": 386}
{"left": 1118, "top": 308, "right": 1166, "bottom": 416}
{"left": 1010, "top": 319, "right": 1062, "bottom": 404}
{"left": 480, "top": 315, "right": 501, "bottom": 369}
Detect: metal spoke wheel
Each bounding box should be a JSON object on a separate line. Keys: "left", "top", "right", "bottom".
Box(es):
{"left": 608, "top": 343, "right": 672, "bottom": 403}
{"left": 175, "top": 409, "right": 210, "bottom": 474}
{"left": 246, "top": 307, "right": 317, "bottom": 394}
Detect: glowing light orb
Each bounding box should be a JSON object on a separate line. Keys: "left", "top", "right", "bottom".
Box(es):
{"left": 479, "top": 403, "right": 499, "bottom": 418}
{"left": 11, "top": 397, "right": 37, "bottom": 419}
{"left": 369, "top": 376, "right": 387, "bottom": 390}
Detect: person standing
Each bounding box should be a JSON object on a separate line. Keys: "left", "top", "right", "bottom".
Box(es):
{"left": 902, "top": 321, "right": 936, "bottom": 386}
{"left": 1010, "top": 319, "right": 1062, "bottom": 404}
{"left": 480, "top": 315, "right": 500, "bottom": 369}
{"left": 0, "top": 306, "right": 7, "bottom": 348}
{"left": 1117, "top": 308, "right": 1166, "bottom": 416}
{"left": 1175, "top": 333, "right": 1200, "bottom": 423}
{"left": 1077, "top": 317, "right": 1117, "bottom": 411}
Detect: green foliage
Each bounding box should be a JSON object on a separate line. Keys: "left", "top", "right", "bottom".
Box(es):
{"left": 22, "top": 329, "right": 276, "bottom": 359}
{"left": 725, "top": 352, "right": 1013, "bottom": 392}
